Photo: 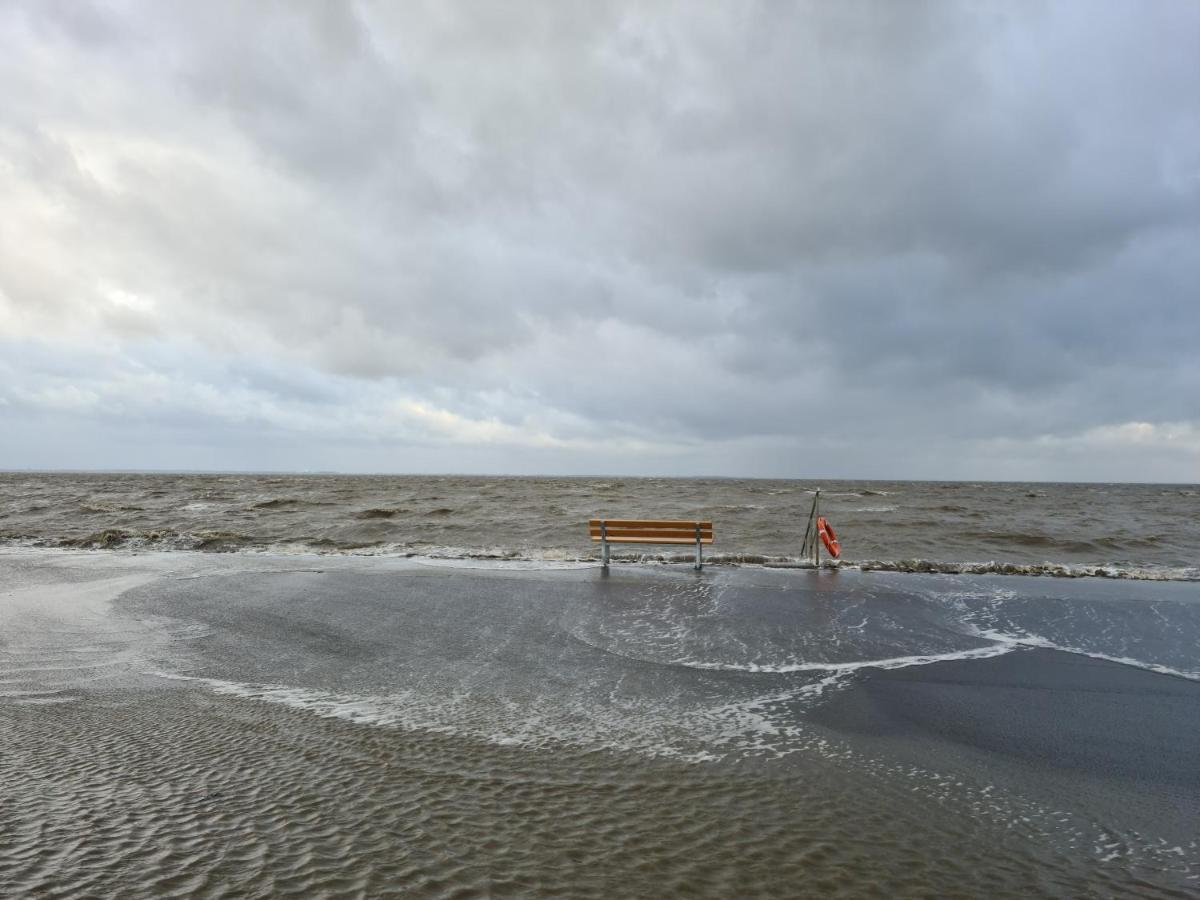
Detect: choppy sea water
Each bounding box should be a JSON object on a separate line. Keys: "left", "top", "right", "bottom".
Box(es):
{"left": 1, "top": 473, "right": 1197, "bottom": 579}
{"left": 1, "top": 548, "right": 1198, "bottom": 896}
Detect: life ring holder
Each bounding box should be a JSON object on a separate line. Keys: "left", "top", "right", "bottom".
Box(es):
{"left": 816, "top": 516, "right": 841, "bottom": 559}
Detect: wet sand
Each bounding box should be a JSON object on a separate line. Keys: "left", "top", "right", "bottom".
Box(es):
{"left": 2, "top": 550, "right": 1197, "bottom": 897}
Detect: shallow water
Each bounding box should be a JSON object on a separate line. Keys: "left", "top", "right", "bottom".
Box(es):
{"left": 1, "top": 472, "right": 1197, "bottom": 579}
{"left": 2, "top": 550, "right": 1197, "bottom": 896}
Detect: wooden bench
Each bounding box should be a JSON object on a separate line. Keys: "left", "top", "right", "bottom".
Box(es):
{"left": 589, "top": 519, "right": 714, "bottom": 570}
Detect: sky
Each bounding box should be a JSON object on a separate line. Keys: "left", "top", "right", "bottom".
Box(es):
{"left": 1, "top": 1, "right": 1197, "bottom": 481}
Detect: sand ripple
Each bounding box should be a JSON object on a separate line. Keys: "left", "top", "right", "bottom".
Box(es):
{"left": 2, "top": 689, "right": 1190, "bottom": 898}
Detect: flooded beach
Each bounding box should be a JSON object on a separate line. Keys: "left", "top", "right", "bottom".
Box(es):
{"left": 2, "top": 547, "right": 1197, "bottom": 896}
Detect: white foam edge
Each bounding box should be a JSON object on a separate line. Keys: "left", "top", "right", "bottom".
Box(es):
{"left": 967, "top": 626, "right": 1200, "bottom": 682}
{"left": 412, "top": 558, "right": 600, "bottom": 571}
{"left": 152, "top": 672, "right": 452, "bottom": 731}
{"left": 147, "top": 668, "right": 855, "bottom": 764}
{"left": 666, "top": 641, "right": 1021, "bottom": 674}
{"left": 146, "top": 671, "right": 715, "bottom": 761}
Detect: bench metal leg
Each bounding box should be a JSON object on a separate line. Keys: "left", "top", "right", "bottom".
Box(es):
{"left": 695, "top": 540, "right": 702, "bottom": 570}
{"left": 602, "top": 538, "right": 610, "bottom": 569}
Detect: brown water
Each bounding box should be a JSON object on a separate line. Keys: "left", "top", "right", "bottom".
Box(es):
{"left": 1, "top": 472, "right": 1197, "bottom": 579}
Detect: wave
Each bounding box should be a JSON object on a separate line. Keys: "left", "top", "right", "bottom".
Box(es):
{"left": 51, "top": 528, "right": 257, "bottom": 552}
{"left": 57, "top": 528, "right": 138, "bottom": 549}
{"left": 853, "top": 558, "right": 1200, "bottom": 581}
{"left": 352, "top": 507, "right": 407, "bottom": 519}
{"left": 250, "top": 497, "right": 335, "bottom": 510}
{"left": 954, "top": 529, "right": 1169, "bottom": 553}
{"left": 2, "top": 534, "right": 1195, "bottom": 582}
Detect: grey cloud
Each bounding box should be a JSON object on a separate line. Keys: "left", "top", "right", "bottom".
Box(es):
{"left": 1, "top": 0, "right": 1197, "bottom": 479}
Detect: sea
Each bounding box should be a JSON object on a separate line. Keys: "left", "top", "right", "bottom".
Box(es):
{"left": 1, "top": 472, "right": 1197, "bottom": 579}
{"left": 2, "top": 473, "right": 1198, "bottom": 897}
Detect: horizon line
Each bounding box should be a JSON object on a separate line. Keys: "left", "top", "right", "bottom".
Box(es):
{"left": 0, "top": 468, "right": 1194, "bottom": 487}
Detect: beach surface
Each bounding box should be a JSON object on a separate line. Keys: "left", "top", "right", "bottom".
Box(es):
{"left": 2, "top": 548, "right": 1197, "bottom": 897}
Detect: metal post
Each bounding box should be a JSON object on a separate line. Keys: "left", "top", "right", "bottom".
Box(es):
{"left": 800, "top": 492, "right": 816, "bottom": 562}
{"left": 695, "top": 522, "right": 703, "bottom": 570}
{"left": 601, "top": 521, "right": 609, "bottom": 569}
{"left": 813, "top": 489, "right": 821, "bottom": 567}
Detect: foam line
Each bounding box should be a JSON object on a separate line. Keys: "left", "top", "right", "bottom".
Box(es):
{"left": 664, "top": 642, "right": 1021, "bottom": 674}
{"left": 5, "top": 538, "right": 1196, "bottom": 582}
{"left": 967, "top": 627, "right": 1200, "bottom": 682}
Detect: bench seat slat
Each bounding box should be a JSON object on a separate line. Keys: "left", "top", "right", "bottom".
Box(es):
{"left": 589, "top": 519, "right": 712, "bottom": 530}
{"left": 590, "top": 523, "right": 712, "bottom": 531}
{"left": 590, "top": 532, "right": 713, "bottom": 541}
{"left": 590, "top": 531, "right": 713, "bottom": 541}
{"left": 590, "top": 517, "right": 713, "bottom": 544}
{"left": 590, "top": 540, "right": 710, "bottom": 547}
{"left": 590, "top": 525, "right": 712, "bottom": 535}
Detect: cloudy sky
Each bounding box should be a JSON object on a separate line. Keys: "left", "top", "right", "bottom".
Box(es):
{"left": 1, "top": 1, "right": 1197, "bottom": 480}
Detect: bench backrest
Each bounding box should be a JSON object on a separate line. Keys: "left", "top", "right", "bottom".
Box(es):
{"left": 589, "top": 519, "right": 714, "bottom": 544}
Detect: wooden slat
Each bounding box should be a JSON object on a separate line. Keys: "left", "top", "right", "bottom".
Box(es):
{"left": 590, "top": 520, "right": 710, "bottom": 528}
{"left": 588, "top": 517, "right": 714, "bottom": 549}
{"left": 592, "top": 536, "right": 715, "bottom": 545}
{"left": 590, "top": 525, "right": 710, "bottom": 540}
{"left": 591, "top": 529, "right": 712, "bottom": 541}
{"left": 589, "top": 519, "right": 712, "bottom": 530}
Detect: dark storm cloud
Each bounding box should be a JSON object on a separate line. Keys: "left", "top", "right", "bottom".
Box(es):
{"left": 1, "top": 0, "right": 1197, "bottom": 478}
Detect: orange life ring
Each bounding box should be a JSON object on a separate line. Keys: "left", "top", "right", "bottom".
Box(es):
{"left": 816, "top": 516, "right": 840, "bottom": 558}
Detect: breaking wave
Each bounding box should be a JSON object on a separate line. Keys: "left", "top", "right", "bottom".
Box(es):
{"left": 852, "top": 557, "right": 1200, "bottom": 582}
{"left": 2, "top": 530, "right": 1195, "bottom": 582}
{"left": 2, "top": 473, "right": 1196, "bottom": 583}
